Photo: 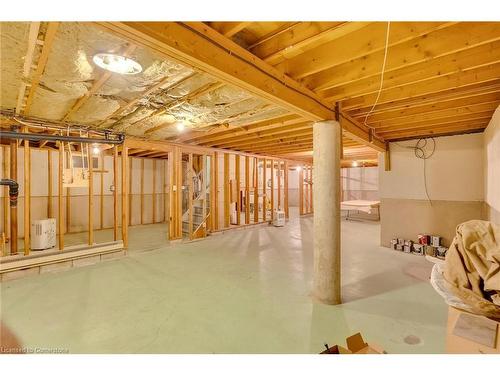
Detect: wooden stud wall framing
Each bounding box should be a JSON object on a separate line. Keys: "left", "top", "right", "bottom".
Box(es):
{"left": 253, "top": 157, "right": 259, "bottom": 223}
{"left": 88, "top": 146, "right": 94, "bottom": 246}
{"left": 140, "top": 158, "right": 144, "bottom": 225}
{"left": 113, "top": 146, "right": 119, "bottom": 241}
{"left": 277, "top": 161, "right": 281, "bottom": 210}
{"left": 270, "top": 159, "right": 274, "bottom": 221}
{"left": 47, "top": 149, "right": 53, "bottom": 218}
{"left": 188, "top": 153, "right": 194, "bottom": 238}
{"left": 284, "top": 162, "right": 289, "bottom": 219}
{"left": 99, "top": 153, "right": 104, "bottom": 230}
{"left": 2, "top": 146, "right": 10, "bottom": 242}
{"left": 9, "top": 139, "right": 18, "bottom": 255}
{"left": 152, "top": 159, "right": 157, "bottom": 223}
{"left": 213, "top": 151, "right": 219, "bottom": 231}
{"left": 245, "top": 156, "right": 250, "bottom": 224}
{"left": 235, "top": 154, "right": 241, "bottom": 225}
{"left": 299, "top": 166, "right": 304, "bottom": 216}
{"left": 121, "top": 146, "right": 129, "bottom": 247}
{"left": 262, "top": 158, "right": 266, "bottom": 222}
{"left": 223, "top": 153, "right": 230, "bottom": 228}
{"left": 58, "top": 141, "right": 64, "bottom": 251}
{"left": 23, "top": 127, "right": 31, "bottom": 255}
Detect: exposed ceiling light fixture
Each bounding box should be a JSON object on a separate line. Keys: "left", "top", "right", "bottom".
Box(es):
{"left": 176, "top": 121, "right": 186, "bottom": 132}
{"left": 352, "top": 161, "right": 359, "bottom": 167}
{"left": 93, "top": 53, "right": 142, "bottom": 75}
{"left": 92, "top": 144, "right": 100, "bottom": 155}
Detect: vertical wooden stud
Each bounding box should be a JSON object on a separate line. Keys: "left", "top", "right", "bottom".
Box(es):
{"left": 128, "top": 156, "right": 132, "bottom": 226}
{"left": 2, "top": 146, "right": 10, "bottom": 241}
{"left": 57, "top": 141, "right": 64, "bottom": 251}
{"left": 47, "top": 149, "right": 53, "bottom": 218}
{"left": 188, "top": 153, "right": 194, "bottom": 238}
{"left": 262, "top": 158, "right": 266, "bottom": 222}
{"left": 270, "top": 159, "right": 274, "bottom": 221}
{"left": 99, "top": 153, "right": 104, "bottom": 230}
{"left": 153, "top": 159, "right": 157, "bottom": 224}
{"left": 23, "top": 129, "right": 30, "bottom": 256}
{"left": 121, "top": 145, "right": 129, "bottom": 247}
{"left": 284, "top": 161, "right": 289, "bottom": 219}
{"left": 162, "top": 159, "right": 166, "bottom": 223}
{"left": 277, "top": 161, "right": 281, "bottom": 210}
{"left": 140, "top": 158, "right": 144, "bottom": 225}
{"left": 235, "top": 154, "right": 241, "bottom": 225}
{"left": 113, "top": 145, "right": 118, "bottom": 241}
{"left": 245, "top": 156, "right": 250, "bottom": 225}
{"left": 253, "top": 157, "right": 259, "bottom": 223}
{"left": 223, "top": 153, "right": 230, "bottom": 228}
{"left": 309, "top": 165, "right": 313, "bottom": 214}
{"left": 299, "top": 165, "right": 304, "bottom": 216}
{"left": 213, "top": 152, "right": 219, "bottom": 231}
{"left": 88, "top": 145, "right": 94, "bottom": 246}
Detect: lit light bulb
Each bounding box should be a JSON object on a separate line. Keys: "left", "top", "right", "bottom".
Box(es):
{"left": 296, "top": 166, "right": 302, "bottom": 172}
{"left": 93, "top": 53, "right": 142, "bottom": 75}
{"left": 352, "top": 161, "right": 359, "bottom": 167}
{"left": 92, "top": 145, "right": 100, "bottom": 155}
{"left": 176, "top": 122, "right": 185, "bottom": 132}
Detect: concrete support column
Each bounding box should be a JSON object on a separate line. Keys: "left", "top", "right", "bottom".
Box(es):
{"left": 312, "top": 120, "right": 341, "bottom": 305}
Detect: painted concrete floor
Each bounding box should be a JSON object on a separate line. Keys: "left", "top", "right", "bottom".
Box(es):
{"left": 0, "top": 212, "right": 448, "bottom": 354}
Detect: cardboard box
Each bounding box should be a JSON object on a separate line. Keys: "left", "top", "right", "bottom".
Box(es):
{"left": 446, "top": 306, "right": 500, "bottom": 354}
{"left": 320, "top": 332, "right": 384, "bottom": 354}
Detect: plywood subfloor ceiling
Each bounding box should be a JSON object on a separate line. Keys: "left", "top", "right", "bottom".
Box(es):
{"left": 2, "top": 21, "right": 499, "bottom": 165}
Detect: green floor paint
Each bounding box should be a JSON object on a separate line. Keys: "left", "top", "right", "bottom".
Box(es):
{"left": 0, "top": 214, "right": 448, "bottom": 353}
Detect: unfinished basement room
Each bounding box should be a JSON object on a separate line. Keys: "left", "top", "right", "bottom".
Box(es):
{"left": 1, "top": 3, "right": 500, "bottom": 368}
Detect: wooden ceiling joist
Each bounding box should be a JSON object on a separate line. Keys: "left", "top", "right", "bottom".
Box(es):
{"left": 305, "top": 22, "right": 500, "bottom": 92}
{"left": 321, "top": 41, "right": 500, "bottom": 101}
{"left": 340, "top": 63, "right": 500, "bottom": 110}
{"left": 185, "top": 114, "right": 302, "bottom": 144}
{"left": 277, "top": 22, "right": 451, "bottom": 79}
{"left": 62, "top": 43, "right": 137, "bottom": 122}
{"left": 209, "top": 22, "right": 253, "bottom": 37}
{"left": 24, "top": 22, "right": 60, "bottom": 115}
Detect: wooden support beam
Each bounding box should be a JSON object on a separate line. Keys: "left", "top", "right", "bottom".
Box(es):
{"left": 62, "top": 44, "right": 136, "bottom": 121}
{"left": 57, "top": 141, "right": 64, "bottom": 251}
{"left": 99, "top": 153, "right": 104, "bottom": 230}
{"left": 209, "top": 22, "right": 252, "bottom": 37}
{"left": 253, "top": 158, "right": 259, "bottom": 223}
{"left": 88, "top": 146, "right": 94, "bottom": 246}
{"left": 2, "top": 146, "right": 10, "bottom": 242}
{"left": 309, "top": 166, "right": 313, "bottom": 214}
{"left": 121, "top": 146, "right": 129, "bottom": 247}
{"left": 113, "top": 146, "right": 118, "bottom": 241}
{"left": 96, "top": 22, "right": 334, "bottom": 121}
{"left": 153, "top": 159, "right": 157, "bottom": 224}
{"left": 16, "top": 22, "right": 41, "bottom": 114}
{"left": 284, "top": 161, "right": 289, "bottom": 219}
{"left": 277, "top": 161, "right": 281, "bottom": 210}
{"left": 47, "top": 149, "right": 53, "bottom": 218}
{"left": 213, "top": 152, "right": 219, "bottom": 231}
{"left": 262, "top": 158, "right": 267, "bottom": 222}
{"left": 270, "top": 159, "right": 274, "bottom": 221}
{"left": 24, "top": 22, "right": 60, "bottom": 115}
{"left": 66, "top": 186, "right": 71, "bottom": 234}
{"left": 140, "top": 158, "right": 144, "bottom": 225}
{"left": 235, "top": 154, "right": 241, "bottom": 225}
{"left": 188, "top": 153, "right": 194, "bottom": 237}
{"left": 223, "top": 153, "right": 230, "bottom": 228}
{"left": 128, "top": 156, "right": 132, "bottom": 226}
{"left": 162, "top": 159, "right": 166, "bottom": 223}
{"left": 23, "top": 128, "right": 31, "bottom": 255}
{"left": 299, "top": 166, "right": 304, "bottom": 216}
{"left": 384, "top": 143, "right": 391, "bottom": 172}
{"left": 245, "top": 156, "right": 250, "bottom": 225}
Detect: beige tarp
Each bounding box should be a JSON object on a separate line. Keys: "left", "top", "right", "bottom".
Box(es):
{"left": 444, "top": 220, "right": 500, "bottom": 319}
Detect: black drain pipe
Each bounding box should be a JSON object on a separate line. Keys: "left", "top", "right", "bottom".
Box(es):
{"left": 0, "top": 131, "right": 125, "bottom": 144}
{"left": 0, "top": 179, "right": 19, "bottom": 207}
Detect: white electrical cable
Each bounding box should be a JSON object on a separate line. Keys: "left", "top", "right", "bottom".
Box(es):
{"left": 363, "top": 22, "right": 391, "bottom": 128}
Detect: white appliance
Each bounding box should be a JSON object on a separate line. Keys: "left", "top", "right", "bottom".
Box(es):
{"left": 273, "top": 210, "right": 286, "bottom": 227}
{"left": 31, "top": 219, "right": 56, "bottom": 250}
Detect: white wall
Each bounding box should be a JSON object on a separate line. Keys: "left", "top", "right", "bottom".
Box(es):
{"left": 380, "top": 133, "right": 484, "bottom": 202}
{"left": 341, "top": 166, "right": 379, "bottom": 201}
{"left": 484, "top": 105, "right": 500, "bottom": 223}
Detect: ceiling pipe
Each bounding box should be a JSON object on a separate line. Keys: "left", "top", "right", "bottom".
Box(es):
{"left": 0, "top": 131, "right": 125, "bottom": 144}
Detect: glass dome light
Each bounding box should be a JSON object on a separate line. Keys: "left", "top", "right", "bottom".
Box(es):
{"left": 93, "top": 53, "right": 142, "bottom": 75}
